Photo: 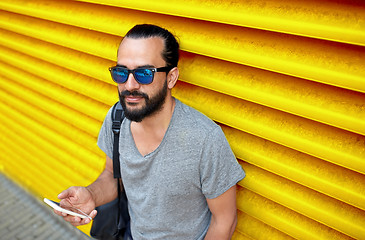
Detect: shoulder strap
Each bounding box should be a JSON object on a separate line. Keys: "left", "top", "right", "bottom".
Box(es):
{"left": 111, "top": 101, "right": 125, "bottom": 179}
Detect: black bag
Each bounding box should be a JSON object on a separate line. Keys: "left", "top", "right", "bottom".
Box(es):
{"left": 90, "top": 102, "right": 131, "bottom": 240}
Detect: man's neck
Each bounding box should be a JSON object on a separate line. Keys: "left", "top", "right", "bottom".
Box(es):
{"left": 131, "top": 96, "right": 176, "bottom": 135}
{"left": 130, "top": 96, "right": 176, "bottom": 156}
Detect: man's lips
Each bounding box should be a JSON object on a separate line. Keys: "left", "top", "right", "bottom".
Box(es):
{"left": 125, "top": 96, "right": 143, "bottom": 102}
{"left": 121, "top": 90, "right": 148, "bottom": 104}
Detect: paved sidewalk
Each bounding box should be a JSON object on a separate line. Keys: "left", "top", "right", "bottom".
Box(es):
{"left": 0, "top": 173, "right": 91, "bottom": 240}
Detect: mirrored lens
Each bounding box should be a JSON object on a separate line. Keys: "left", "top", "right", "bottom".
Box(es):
{"left": 112, "top": 68, "right": 128, "bottom": 83}
{"left": 134, "top": 69, "right": 154, "bottom": 84}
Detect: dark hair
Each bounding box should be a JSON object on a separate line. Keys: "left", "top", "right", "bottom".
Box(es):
{"left": 125, "top": 24, "right": 180, "bottom": 68}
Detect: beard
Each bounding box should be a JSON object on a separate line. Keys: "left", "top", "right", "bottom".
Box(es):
{"left": 119, "top": 80, "right": 168, "bottom": 122}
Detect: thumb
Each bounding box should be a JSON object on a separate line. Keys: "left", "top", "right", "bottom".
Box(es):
{"left": 57, "top": 187, "right": 75, "bottom": 200}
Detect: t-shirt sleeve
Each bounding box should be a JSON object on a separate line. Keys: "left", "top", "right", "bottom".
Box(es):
{"left": 200, "top": 126, "right": 245, "bottom": 199}
{"left": 97, "top": 106, "right": 114, "bottom": 160}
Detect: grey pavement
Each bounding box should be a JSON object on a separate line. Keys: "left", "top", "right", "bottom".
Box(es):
{"left": 0, "top": 173, "right": 91, "bottom": 240}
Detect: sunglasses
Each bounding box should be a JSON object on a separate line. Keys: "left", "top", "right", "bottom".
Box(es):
{"left": 109, "top": 66, "right": 172, "bottom": 85}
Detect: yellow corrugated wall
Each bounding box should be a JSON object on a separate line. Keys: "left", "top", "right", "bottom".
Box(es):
{"left": 0, "top": 0, "right": 364, "bottom": 239}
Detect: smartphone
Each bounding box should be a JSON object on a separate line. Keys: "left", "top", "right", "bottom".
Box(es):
{"left": 43, "top": 198, "right": 92, "bottom": 220}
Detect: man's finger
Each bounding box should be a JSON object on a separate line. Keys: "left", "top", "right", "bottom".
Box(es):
{"left": 53, "top": 209, "right": 67, "bottom": 217}
{"left": 77, "top": 209, "right": 97, "bottom": 225}
{"left": 67, "top": 216, "right": 82, "bottom": 225}
{"left": 90, "top": 209, "right": 97, "bottom": 219}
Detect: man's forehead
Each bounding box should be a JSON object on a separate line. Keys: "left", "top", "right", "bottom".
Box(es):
{"left": 117, "top": 37, "right": 165, "bottom": 66}
{"left": 118, "top": 37, "right": 164, "bottom": 50}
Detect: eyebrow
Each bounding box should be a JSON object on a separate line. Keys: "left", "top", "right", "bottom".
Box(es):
{"left": 116, "top": 64, "right": 155, "bottom": 69}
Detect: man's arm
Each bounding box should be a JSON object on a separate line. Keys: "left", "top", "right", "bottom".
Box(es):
{"left": 204, "top": 185, "right": 238, "bottom": 240}
{"left": 86, "top": 155, "right": 119, "bottom": 207}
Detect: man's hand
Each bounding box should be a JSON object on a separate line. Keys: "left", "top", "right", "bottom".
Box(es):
{"left": 54, "top": 157, "right": 117, "bottom": 226}
{"left": 55, "top": 186, "right": 97, "bottom": 226}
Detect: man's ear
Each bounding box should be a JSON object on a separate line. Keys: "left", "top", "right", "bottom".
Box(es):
{"left": 167, "top": 67, "right": 179, "bottom": 89}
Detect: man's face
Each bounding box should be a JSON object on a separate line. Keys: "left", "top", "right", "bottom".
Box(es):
{"left": 116, "top": 37, "right": 168, "bottom": 122}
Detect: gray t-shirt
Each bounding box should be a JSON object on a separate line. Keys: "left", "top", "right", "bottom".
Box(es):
{"left": 98, "top": 99, "right": 245, "bottom": 240}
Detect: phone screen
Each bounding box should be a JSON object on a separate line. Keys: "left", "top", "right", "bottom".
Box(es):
{"left": 43, "top": 198, "right": 91, "bottom": 219}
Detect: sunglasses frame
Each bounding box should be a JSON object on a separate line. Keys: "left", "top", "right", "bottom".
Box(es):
{"left": 109, "top": 66, "right": 172, "bottom": 84}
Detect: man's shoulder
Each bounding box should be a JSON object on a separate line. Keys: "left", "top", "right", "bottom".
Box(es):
{"left": 175, "top": 99, "right": 220, "bottom": 134}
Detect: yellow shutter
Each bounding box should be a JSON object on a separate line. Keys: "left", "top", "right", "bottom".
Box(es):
{"left": 0, "top": 0, "right": 364, "bottom": 238}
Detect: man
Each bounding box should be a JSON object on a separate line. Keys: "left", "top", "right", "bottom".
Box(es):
{"left": 56, "top": 24, "right": 245, "bottom": 239}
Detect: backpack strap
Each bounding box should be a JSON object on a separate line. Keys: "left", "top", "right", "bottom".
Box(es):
{"left": 111, "top": 101, "right": 125, "bottom": 179}
{"left": 111, "top": 101, "right": 130, "bottom": 235}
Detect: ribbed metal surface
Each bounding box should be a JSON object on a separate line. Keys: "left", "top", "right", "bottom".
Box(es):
{"left": 0, "top": 0, "right": 364, "bottom": 239}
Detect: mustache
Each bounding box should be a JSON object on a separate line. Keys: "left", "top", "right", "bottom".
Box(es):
{"left": 120, "top": 90, "right": 149, "bottom": 99}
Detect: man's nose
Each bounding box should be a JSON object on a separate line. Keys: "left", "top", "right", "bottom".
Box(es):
{"left": 123, "top": 72, "right": 140, "bottom": 91}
